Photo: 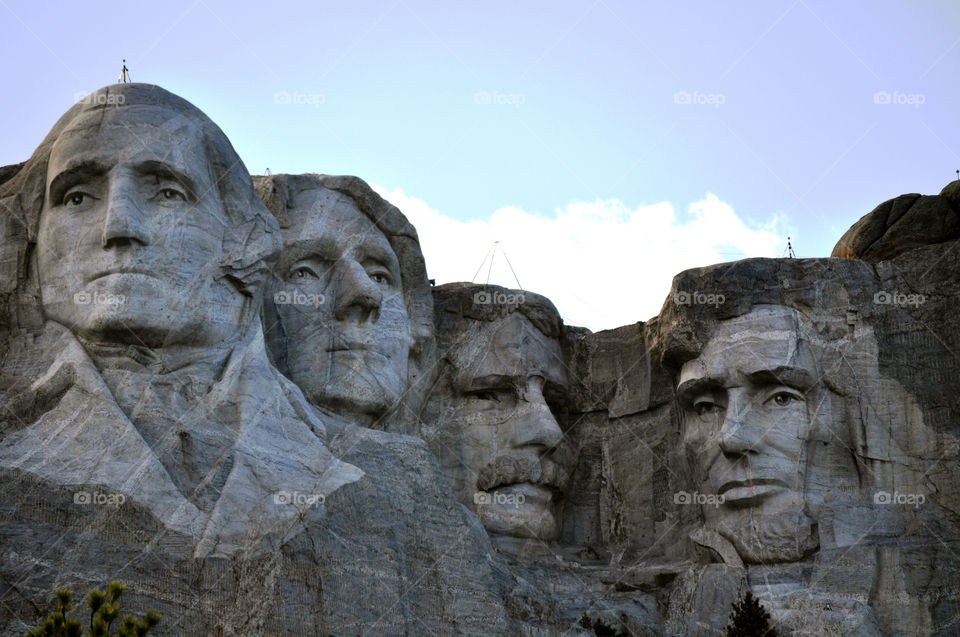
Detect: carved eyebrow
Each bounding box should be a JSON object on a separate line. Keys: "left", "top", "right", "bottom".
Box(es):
{"left": 47, "top": 159, "right": 201, "bottom": 205}
{"left": 462, "top": 373, "right": 520, "bottom": 392}
{"left": 745, "top": 367, "right": 815, "bottom": 391}
{"left": 47, "top": 160, "right": 109, "bottom": 203}
{"left": 281, "top": 237, "right": 338, "bottom": 267}
{"left": 133, "top": 160, "right": 198, "bottom": 200}
{"left": 356, "top": 238, "right": 401, "bottom": 275}
{"left": 676, "top": 377, "right": 723, "bottom": 403}
{"left": 676, "top": 367, "right": 814, "bottom": 401}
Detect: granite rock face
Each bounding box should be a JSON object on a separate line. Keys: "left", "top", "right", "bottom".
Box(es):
{"left": 0, "top": 163, "right": 22, "bottom": 188}
{"left": 2, "top": 83, "right": 959, "bottom": 636}
{"left": 0, "top": 84, "right": 512, "bottom": 636}
{"left": 553, "top": 248, "right": 960, "bottom": 635}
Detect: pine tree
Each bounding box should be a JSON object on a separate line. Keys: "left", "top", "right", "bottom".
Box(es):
{"left": 725, "top": 590, "right": 778, "bottom": 637}
{"left": 27, "top": 581, "right": 161, "bottom": 637}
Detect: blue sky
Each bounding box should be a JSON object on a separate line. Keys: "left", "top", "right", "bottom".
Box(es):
{"left": 2, "top": 1, "right": 957, "bottom": 329}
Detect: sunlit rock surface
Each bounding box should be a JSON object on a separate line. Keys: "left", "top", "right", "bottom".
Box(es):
{"left": 1, "top": 83, "right": 958, "bottom": 635}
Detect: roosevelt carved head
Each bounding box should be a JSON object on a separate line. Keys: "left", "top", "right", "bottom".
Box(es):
{"left": 421, "top": 283, "right": 570, "bottom": 540}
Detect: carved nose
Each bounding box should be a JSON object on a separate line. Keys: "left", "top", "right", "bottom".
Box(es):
{"left": 101, "top": 183, "right": 149, "bottom": 249}
{"left": 717, "top": 400, "right": 763, "bottom": 457}
{"left": 510, "top": 379, "right": 563, "bottom": 451}
{"left": 333, "top": 260, "right": 382, "bottom": 324}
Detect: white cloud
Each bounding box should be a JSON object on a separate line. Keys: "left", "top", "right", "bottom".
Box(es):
{"left": 373, "top": 186, "right": 790, "bottom": 332}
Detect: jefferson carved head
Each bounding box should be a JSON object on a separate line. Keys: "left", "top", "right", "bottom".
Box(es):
{"left": 421, "top": 283, "right": 570, "bottom": 540}
{"left": 1, "top": 83, "right": 278, "bottom": 352}
{"left": 253, "top": 174, "right": 434, "bottom": 432}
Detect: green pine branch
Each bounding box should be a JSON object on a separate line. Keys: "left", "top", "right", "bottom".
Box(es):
{"left": 27, "top": 582, "right": 160, "bottom": 637}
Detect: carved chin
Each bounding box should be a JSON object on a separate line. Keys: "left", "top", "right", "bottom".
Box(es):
{"left": 717, "top": 511, "right": 819, "bottom": 564}
{"left": 475, "top": 485, "right": 558, "bottom": 540}
{"left": 293, "top": 350, "right": 405, "bottom": 417}
{"left": 478, "top": 505, "right": 558, "bottom": 540}
{"left": 310, "top": 376, "right": 401, "bottom": 421}
{"left": 313, "top": 384, "right": 391, "bottom": 419}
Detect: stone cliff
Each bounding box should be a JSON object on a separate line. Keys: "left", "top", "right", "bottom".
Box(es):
{"left": 1, "top": 83, "right": 958, "bottom": 635}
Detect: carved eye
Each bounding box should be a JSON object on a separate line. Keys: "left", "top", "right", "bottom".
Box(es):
{"left": 158, "top": 188, "right": 186, "bottom": 202}
{"left": 64, "top": 191, "right": 93, "bottom": 207}
{"left": 291, "top": 266, "right": 318, "bottom": 280}
{"left": 367, "top": 269, "right": 392, "bottom": 285}
{"left": 470, "top": 388, "right": 518, "bottom": 405}
{"left": 768, "top": 392, "right": 800, "bottom": 407}
{"left": 693, "top": 400, "right": 720, "bottom": 417}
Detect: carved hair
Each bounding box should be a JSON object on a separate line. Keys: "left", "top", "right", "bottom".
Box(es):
{"left": 430, "top": 282, "right": 563, "bottom": 346}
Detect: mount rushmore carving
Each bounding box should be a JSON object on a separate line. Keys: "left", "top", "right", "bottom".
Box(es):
{"left": 1, "top": 83, "right": 958, "bottom": 635}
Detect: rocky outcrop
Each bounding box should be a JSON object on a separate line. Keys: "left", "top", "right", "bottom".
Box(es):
{"left": 832, "top": 181, "right": 960, "bottom": 262}
{"left": 0, "top": 163, "right": 22, "bottom": 187}
{"left": 554, "top": 246, "right": 960, "bottom": 635}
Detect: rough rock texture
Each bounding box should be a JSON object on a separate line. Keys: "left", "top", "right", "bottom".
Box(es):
{"left": 0, "top": 163, "right": 22, "bottom": 188}
{"left": 3, "top": 81, "right": 959, "bottom": 636}
{"left": 0, "top": 84, "right": 513, "bottom": 636}
{"left": 832, "top": 180, "right": 960, "bottom": 262}
{"left": 554, "top": 249, "right": 960, "bottom": 635}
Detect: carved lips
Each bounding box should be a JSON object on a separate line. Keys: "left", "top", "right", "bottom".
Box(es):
{"left": 90, "top": 267, "right": 158, "bottom": 282}
{"left": 717, "top": 478, "right": 789, "bottom": 505}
